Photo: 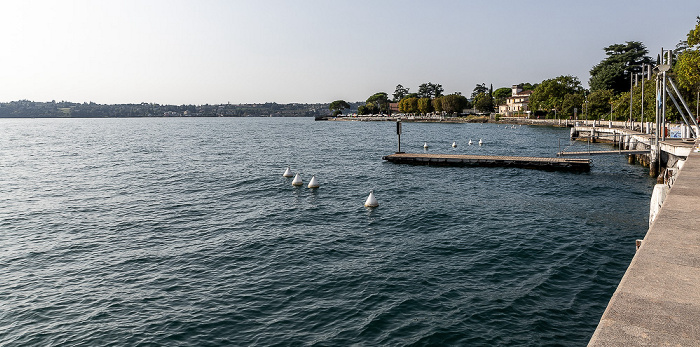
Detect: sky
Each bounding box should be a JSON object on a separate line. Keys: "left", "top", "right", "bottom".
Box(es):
{"left": 0, "top": 0, "right": 699, "bottom": 105}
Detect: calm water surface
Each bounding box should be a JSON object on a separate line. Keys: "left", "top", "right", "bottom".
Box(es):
{"left": 0, "top": 118, "right": 654, "bottom": 346}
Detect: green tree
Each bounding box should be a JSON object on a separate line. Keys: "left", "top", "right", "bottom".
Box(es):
{"left": 521, "top": 82, "right": 537, "bottom": 91}
{"left": 418, "top": 82, "right": 444, "bottom": 98}
{"left": 609, "top": 79, "right": 675, "bottom": 121}
{"left": 358, "top": 103, "right": 379, "bottom": 115}
{"left": 366, "top": 92, "right": 389, "bottom": 114}
{"left": 529, "top": 75, "right": 584, "bottom": 114}
{"left": 471, "top": 83, "right": 488, "bottom": 99}
{"left": 676, "top": 50, "right": 700, "bottom": 91}
{"left": 493, "top": 87, "right": 510, "bottom": 108}
{"left": 587, "top": 89, "right": 615, "bottom": 119}
{"left": 562, "top": 93, "right": 584, "bottom": 118}
{"left": 441, "top": 94, "right": 469, "bottom": 114}
{"left": 398, "top": 97, "right": 419, "bottom": 114}
{"left": 432, "top": 97, "right": 443, "bottom": 113}
{"left": 329, "top": 100, "right": 350, "bottom": 116}
{"left": 393, "top": 84, "right": 410, "bottom": 102}
{"left": 493, "top": 87, "right": 511, "bottom": 99}
{"left": 417, "top": 97, "right": 433, "bottom": 114}
{"left": 474, "top": 92, "right": 494, "bottom": 113}
{"left": 589, "top": 41, "right": 653, "bottom": 93}
{"left": 676, "top": 17, "right": 700, "bottom": 97}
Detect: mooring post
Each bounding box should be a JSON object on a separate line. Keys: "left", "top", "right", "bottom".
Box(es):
{"left": 396, "top": 119, "right": 403, "bottom": 154}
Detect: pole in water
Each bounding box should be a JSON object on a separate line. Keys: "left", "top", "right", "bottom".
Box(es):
{"left": 396, "top": 119, "right": 403, "bottom": 153}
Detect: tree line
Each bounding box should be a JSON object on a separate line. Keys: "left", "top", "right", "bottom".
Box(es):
{"left": 330, "top": 82, "right": 492, "bottom": 117}
{"left": 330, "top": 16, "right": 700, "bottom": 122}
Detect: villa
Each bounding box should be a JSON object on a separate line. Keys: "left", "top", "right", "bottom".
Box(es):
{"left": 498, "top": 84, "right": 532, "bottom": 116}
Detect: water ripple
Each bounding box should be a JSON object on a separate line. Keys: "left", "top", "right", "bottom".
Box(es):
{"left": 0, "top": 118, "right": 654, "bottom": 346}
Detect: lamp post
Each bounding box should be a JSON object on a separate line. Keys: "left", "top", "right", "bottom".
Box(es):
{"left": 629, "top": 70, "right": 634, "bottom": 127}
{"left": 641, "top": 65, "right": 645, "bottom": 125}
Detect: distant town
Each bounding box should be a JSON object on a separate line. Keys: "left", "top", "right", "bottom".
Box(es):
{"left": 0, "top": 100, "right": 364, "bottom": 118}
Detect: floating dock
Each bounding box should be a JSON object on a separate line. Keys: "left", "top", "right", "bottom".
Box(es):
{"left": 382, "top": 153, "right": 591, "bottom": 172}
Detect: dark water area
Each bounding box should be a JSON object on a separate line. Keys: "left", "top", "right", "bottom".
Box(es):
{"left": 0, "top": 118, "right": 654, "bottom": 346}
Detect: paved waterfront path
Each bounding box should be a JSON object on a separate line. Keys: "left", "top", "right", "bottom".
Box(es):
{"left": 588, "top": 147, "right": 700, "bottom": 345}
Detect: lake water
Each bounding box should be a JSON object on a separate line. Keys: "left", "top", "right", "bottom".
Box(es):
{"left": 0, "top": 117, "right": 655, "bottom": 346}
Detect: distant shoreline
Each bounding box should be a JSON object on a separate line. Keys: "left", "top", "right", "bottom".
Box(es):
{"left": 0, "top": 115, "right": 313, "bottom": 119}
{"left": 319, "top": 115, "right": 490, "bottom": 123}
{"left": 0, "top": 100, "right": 329, "bottom": 118}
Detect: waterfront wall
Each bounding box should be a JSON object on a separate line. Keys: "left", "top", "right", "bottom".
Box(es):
{"left": 588, "top": 141, "right": 700, "bottom": 345}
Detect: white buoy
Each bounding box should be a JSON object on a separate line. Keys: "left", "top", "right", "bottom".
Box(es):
{"left": 307, "top": 175, "right": 319, "bottom": 188}
{"left": 452, "top": 141, "right": 457, "bottom": 147}
{"left": 478, "top": 139, "right": 483, "bottom": 146}
{"left": 282, "top": 167, "right": 293, "bottom": 177}
{"left": 364, "top": 190, "right": 378, "bottom": 207}
{"left": 292, "top": 173, "right": 303, "bottom": 186}
{"left": 468, "top": 139, "right": 473, "bottom": 145}
{"left": 423, "top": 142, "right": 429, "bottom": 149}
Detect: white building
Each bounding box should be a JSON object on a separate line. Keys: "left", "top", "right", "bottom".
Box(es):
{"left": 498, "top": 85, "right": 532, "bottom": 116}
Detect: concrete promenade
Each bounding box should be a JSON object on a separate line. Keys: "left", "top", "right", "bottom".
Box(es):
{"left": 588, "top": 145, "right": 700, "bottom": 346}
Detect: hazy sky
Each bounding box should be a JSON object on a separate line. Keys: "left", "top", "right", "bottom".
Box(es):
{"left": 1, "top": 0, "right": 699, "bottom": 105}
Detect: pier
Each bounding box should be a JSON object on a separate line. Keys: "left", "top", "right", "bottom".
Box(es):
{"left": 567, "top": 125, "right": 695, "bottom": 177}
{"left": 382, "top": 153, "right": 591, "bottom": 172}
{"left": 588, "top": 144, "right": 700, "bottom": 346}
{"left": 557, "top": 149, "right": 650, "bottom": 156}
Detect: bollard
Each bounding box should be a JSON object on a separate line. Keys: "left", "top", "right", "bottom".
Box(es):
{"left": 649, "top": 150, "right": 658, "bottom": 177}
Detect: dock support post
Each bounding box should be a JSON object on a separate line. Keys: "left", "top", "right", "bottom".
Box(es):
{"left": 650, "top": 150, "right": 658, "bottom": 177}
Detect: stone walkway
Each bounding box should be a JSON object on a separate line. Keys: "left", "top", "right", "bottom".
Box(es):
{"left": 588, "top": 146, "right": 700, "bottom": 346}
